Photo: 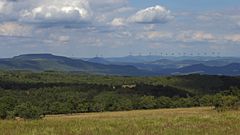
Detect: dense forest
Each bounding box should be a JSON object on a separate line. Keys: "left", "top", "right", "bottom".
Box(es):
{"left": 0, "top": 71, "right": 240, "bottom": 119}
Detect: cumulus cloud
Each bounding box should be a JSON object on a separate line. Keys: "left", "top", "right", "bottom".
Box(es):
{"left": 0, "top": 1, "right": 4, "bottom": 12}
{"left": 130, "top": 5, "right": 173, "bottom": 24}
{"left": 20, "top": 0, "right": 91, "bottom": 23}
{"left": 47, "top": 34, "right": 70, "bottom": 45}
{"left": 225, "top": 34, "right": 240, "bottom": 43}
{"left": 0, "top": 0, "right": 15, "bottom": 20}
{"left": 137, "top": 31, "right": 173, "bottom": 41}
{"left": 57, "top": 36, "right": 70, "bottom": 44}
{"left": 0, "top": 0, "right": 132, "bottom": 27}
{"left": 196, "top": 12, "right": 222, "bottom": 22}
{"left": 110, "top": 18, "right": 126, "bottom": 27}
{"left": 0, "top": 22, "right": 32, "bottom": 37}
{"left": 177, "top": 31, "right": 216, "bottom": 42}
{"left": 0, "top": 0, "right": 9, "bottom": 12}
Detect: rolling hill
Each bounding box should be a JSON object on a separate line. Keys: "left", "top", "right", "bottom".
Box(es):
{"left": 0, "top": 54, "right": 240, "bottom": 76}
{"left": 0, "top": 54, "right": 154, "bottom": 76}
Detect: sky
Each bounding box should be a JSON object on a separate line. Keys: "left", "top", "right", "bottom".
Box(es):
{"left": 0, "top": 0, "right": 240, "bottom": 58}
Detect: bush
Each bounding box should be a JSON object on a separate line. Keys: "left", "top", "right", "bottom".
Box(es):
{"left": 14, "top": 102, "right": 43, "bottom": 119}
{"left": 90, "top": 102, "right": 105, "bottom": 112}
{"left": 48, "top": 102, "right": 72, "bottom": 114}
{"left": 0, "top": 104, "right": 7, "bottom": 119}
{"left": 156, "top": 96, "right": 173, "bottom": 108}
{"left": 138, "top": 96, "right": 156, "bottom": 109}
{"left": 6, "top": 111, "right": 16, "bottom": 120}
{"left": 0, "top": 96, "right": 17, "bottom": 119}
{"left": 233, "top": 101, "right": 240, "bottom": 110}
{"left": 213, "top": 94, "right": 239, "bottom": 112}
{"left": 199, "top": 95, "right": 213, "bottom": 106}
{"left": 76, "top": 102, "right": 89, "bottom": 113}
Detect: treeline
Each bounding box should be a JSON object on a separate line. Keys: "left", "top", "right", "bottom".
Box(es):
{"left": 1, "top": 87, "right": 240, "bottom": 119}
{"left": 0, "top": 71, "right": 240, "bottom": 119}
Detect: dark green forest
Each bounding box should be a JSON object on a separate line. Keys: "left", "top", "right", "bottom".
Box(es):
{"left": 0, "top": 71, "right": 240, "bottom": 119}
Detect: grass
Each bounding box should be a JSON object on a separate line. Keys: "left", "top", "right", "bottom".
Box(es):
{"left": 0, "top": 107, "right": 240, "bottom": 135}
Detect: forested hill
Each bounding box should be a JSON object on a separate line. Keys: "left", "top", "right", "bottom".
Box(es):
{"left": 0, "top": 71, "right": 240, "bottom": 119}
{"left": 0, "top": 54, "right": 240, "bottom": 76}
{"left": 0, "top": 54, "right": 154, "bottom": 76}
{"left": 1, "top": 71, "right": 240, "bottom": 95}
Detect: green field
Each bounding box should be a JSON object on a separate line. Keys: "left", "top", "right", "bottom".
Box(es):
{"left": 0, "top": 107, "right": 240, "bottom": 135}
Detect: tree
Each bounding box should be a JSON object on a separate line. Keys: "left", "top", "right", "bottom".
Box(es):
{"left": 0, "top": 103, "right": 7, "bottom": 119}
{"left": 76, "top": 102, "right": 89, "bottom": 113}
{"left": 0, "top": 96, "right": 17, "bottom": 119}
{"left": 91, "top": 92, "right": 133, "bottom": 112}
{"left": 199, "top": 95, "right": 213, "bottom": 106}
{"left": 138, "top": 96, "right": 156, "bottom": 109}
{"left": 213, "top": 94, "right": 239, "bottom": 111}
{"left": 156, "top": 96, "right": 173, "bottom": 108}
{"left": 14, "top": 102, "right": 43, "bottom": 119}
{"left": 0, "top": 96, "right": 17, "bottom": 111}
{"left": 90, "top": 102, "right": 105, "bottom": 112}
{"left": 48, "top": 102, "right": 72, "bottom": 114}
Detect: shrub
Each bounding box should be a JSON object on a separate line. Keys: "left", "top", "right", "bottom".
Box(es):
{"left": 0, "top": 96, "right": 17, "bottom": 119}
{"left": 6, "top": 111, "right": 16, "bottom": 120}
{"left": 48, "top": 102, "right": 72, "bottom": 114}
{"left": 199, "top": 95, "right": 213, "bottom": 106}
{"left": 76, "top": 102, "right": 89, "bottom": 113}
{"left": 213, "top": 94, "right": 239, "bottom": 112}
{"left": 156, "top": 96, "right": 173, "bottom": 108}
{"left": 138, "top": 96, "right": 156, "bottom": 109}
{"left": 0, "top": 104, "right": 7, "bottom": 119}
{"left": 14, "top": 102, "right": 43, "bottom": 119}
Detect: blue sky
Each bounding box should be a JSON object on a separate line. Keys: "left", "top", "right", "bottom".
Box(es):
{"left": 131, "top": 0, "right": 240, "bottom": 10}
{"left": 0, "top": 0, "right": 240, "bottom": 57}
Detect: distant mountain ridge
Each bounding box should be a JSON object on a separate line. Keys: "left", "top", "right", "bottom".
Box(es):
{"left": 0, "top": 54, "right": 154, "bottom": 76}
{"left": 0, "top": 54, "right": 240, "bottom": 76}
{"left": 169, "top": 63, "right": 240, "bottom": 76}
{"left": 87, "top": 57, "right": 110, "bottom": 65}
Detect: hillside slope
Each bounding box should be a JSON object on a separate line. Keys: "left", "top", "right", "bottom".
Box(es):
{"left": 0, "top": 54, "right": 154, "bottom": 76}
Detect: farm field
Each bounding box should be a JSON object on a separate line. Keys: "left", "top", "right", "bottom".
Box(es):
{"left": 0, "top": 107, "right": 240, "bottom": 135}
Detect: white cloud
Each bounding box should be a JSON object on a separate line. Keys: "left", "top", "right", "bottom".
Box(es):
{"left": 137, "top": 31, "right": 173, "bottom": 41}
{"left": 19, "top": 0, "right": 91, "bottom": 23}
{"left": 177, "top": 31, "right": 216, "bottom": 42}
{"left": 225, "top": 34, "right": 240, "bottom": 43}
{"left": 0, "top": 0, "right": 131, "bottom": 27}
{"left": 110, "top": 18, "right": 126, "bottom": 27}
{"left": 130, "top": 5, "right": 173, "bottom": 24}
{"left": 57, "top": 36, "right": 70, "bottom": 44}
{"left": 0, "top": 1, "right": 4, "bottom": 12}
{"left": 192, "top": 32, "right": 215, "bottom": 41}
{"left": 196, "top": 12, "right": 222, "bottom": 22}
{"left": 0, "top": 22, "right": 32, "bottom": 37}
{"left": 0, "top": 0, "right": 15, "bottom": 19}
{"left": 0, "top": 0, "right": 10, "bottom": 13}
{"left": 44, "top": 34, "right": 70, "bottom": 45}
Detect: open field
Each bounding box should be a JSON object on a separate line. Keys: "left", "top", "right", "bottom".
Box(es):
{"left": 0, "top": 107, "right": 240, "bottom": 135}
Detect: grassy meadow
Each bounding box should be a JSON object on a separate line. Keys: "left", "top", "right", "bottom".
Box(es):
{"left": 0, "top": 107, "right": 240, "bottom": 135}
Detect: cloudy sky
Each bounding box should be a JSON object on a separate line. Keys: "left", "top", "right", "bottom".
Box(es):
{"left": 0, "top": 0, "right": 240, "bottom": 57}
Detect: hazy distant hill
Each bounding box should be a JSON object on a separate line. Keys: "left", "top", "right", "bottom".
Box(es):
{"left": 163, "top": 63, "right": 240, "bottom": 76}
{"left": 0, "top": 54, "right": 154, "bottom": 76}
{"left": 0, "top": 54, "right": 240, "bottom": 76}
{"left": 87, "top": 57, "right": 111, "bottom": 65}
